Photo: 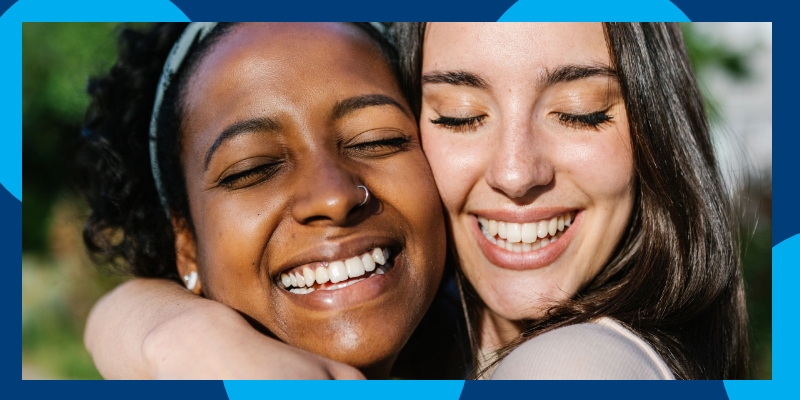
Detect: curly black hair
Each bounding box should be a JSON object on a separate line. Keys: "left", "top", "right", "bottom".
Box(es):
{"left": 75, "top": 23, "right": 404, "bottom": 281}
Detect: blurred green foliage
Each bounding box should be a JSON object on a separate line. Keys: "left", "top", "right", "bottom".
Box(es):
{"left": 683, "top": 24, "right": 752, "bottom": 80}
{"left": 22, "top": 22, "right": 130, "bottom": 379}
{"left": 22, "top": 23, "right": 773, "bottom": 380}
{"left": 682, "top": 23, "right": 772, "bottom": 379}
{"left": 23, "top": 23, "right": 119, "bottom": 252}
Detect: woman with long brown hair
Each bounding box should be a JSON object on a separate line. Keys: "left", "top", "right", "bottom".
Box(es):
{"left": 397, "top": 22, "right": 747, "bottom": 379}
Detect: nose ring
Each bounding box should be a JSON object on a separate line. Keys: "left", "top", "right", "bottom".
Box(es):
{"left": 357, "top": 185, "right": 370, "bottom": 207}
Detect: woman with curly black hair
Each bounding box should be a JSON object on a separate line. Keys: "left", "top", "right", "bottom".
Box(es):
{"left": 77, "top": 22, "right": 452, "bottom": 379}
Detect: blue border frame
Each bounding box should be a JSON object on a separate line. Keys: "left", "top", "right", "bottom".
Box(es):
{"left": 10, "top": 0, "right": 787, "bottom": 398}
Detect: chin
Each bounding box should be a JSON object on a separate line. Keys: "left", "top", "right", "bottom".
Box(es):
{"left": 480, "top": 277, "right": 573, "bottom": 322}
{"left": 281, "top": 296, "right": 420, "bottom": 367}
{"left": 288, "top": 320, "right": 407, "bottom": 375}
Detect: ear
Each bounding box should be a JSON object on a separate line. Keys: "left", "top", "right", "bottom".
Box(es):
{"left": 173, "top": 217, "right": 203, "bottom": 295}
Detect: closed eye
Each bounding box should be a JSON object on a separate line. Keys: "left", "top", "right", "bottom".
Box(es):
{"left": 429, "top": 115, "right": 487, "bottom": 133}
{"left": 347, "top": 136, "right": 411, "bottom": 157}
{"left": 556, "top": 110, "right": 612, "bottom": 130}
{"left": 219, "top": 163, "right": 282, "bottom": 189}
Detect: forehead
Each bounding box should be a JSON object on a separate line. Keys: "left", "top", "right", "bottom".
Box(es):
{"left": 423, "top": 23, "right": 609, "bottom": 74}
{"left": 181, "top": 23, "right": 396, "bottom": 135}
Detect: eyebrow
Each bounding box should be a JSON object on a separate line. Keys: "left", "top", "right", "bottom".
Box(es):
{"left": 204, "top": 117, "right": 281, "bottom": 170}
{"left": 421, "top": 64, "right": 616, "bottom": 91}
{"left": 421, "top": 70, "right": 488, "bottom": 89}
{"left": 332, "top": 94, "right": 409, "bottom": 120}
{"left": 542, "top": 64, "right": 617, "bottom": 86}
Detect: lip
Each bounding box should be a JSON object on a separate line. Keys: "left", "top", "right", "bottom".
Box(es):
{"left": 471, "top": 209, "right": 583, "bottom": 271}
{"left": 272, "top": 235, "right": 404, "bottom": 311}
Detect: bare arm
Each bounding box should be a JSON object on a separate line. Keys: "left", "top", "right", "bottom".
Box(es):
{"left": 84, "top": 278, "right": 365, "bottom": 379}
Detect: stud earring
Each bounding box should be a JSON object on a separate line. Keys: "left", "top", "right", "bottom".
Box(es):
{"left": 183, "top": 271, "right": 198, "bottom": 291}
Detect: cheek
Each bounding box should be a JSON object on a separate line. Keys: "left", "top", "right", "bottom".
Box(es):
{"left": 383, "top": 151, "right": 448, "bottom": 248}
{"left": 421, "top": 126, "right": 491, "bottom": 214}
{"left": 561, "top": 127, "right": 634, "bottom": 202}
{"left": 191, "top": 189, "right": 278, "bottom": 305}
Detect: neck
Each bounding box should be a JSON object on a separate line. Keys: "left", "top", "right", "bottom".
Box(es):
{"left": 478, "top": 307, "right": 524, "bottom": 351}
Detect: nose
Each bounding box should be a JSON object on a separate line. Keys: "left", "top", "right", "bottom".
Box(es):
{"left": 484, "top": 119, "right": 554, "bottom": 199}
{"left": 291, "top": 156, "right": 367, "bottom": 226}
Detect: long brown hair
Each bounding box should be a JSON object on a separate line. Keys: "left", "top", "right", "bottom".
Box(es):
{"left": 393, "top": 22, "right": 748, "bottom": 379}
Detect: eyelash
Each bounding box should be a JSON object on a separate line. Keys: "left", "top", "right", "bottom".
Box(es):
{"left": 351, "top": 136, "right": 410, "bottom": 150}
{"left": 219, "top": 163, "right": 281, "bottom": 189}
{"left": 429, "top": 115, "right": 487, "bottom": 133}
{"left": 557, "top": 110, "right": 613, "bottom": 129}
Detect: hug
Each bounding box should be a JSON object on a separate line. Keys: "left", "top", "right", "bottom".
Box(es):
{"left": 76, "top": 22, "right": 748, "bottom": 380}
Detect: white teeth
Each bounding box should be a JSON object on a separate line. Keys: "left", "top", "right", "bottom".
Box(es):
{"left": 346, "top": 256, "right": 366, "bottom": 278}
{"left": 537, "top": 221, "right": 548, "bottom": 238}
{"left": 281, "top": 273, "right": 291, "bottom": 288}
{"left": 478, "top": 212, "right": 575, "bottom": 253}
{"left": 280, "top": 247, "right": 392, "bottom": 291}
{"left": 506, "top": 223, "right": 521, "bottom": 243}
{"left": 521, "top": 223, "right": 537, "bottom": 243}
{"left": 315, "top": 266, "right": 329, "bottom": 284}
{"left": 329, "top": 261, "right": 348, "bottom": 284}
{"left": 303, "top": 267, "right": 315, "bottom": 287}
{"left": 548, "top": 218, "right": 558, "bottom": 237}
{"left": 361, "top": 253, "right": 376, "bottom": 272}
{"left": 372, "top": 248, "right": 386, "bottom": 265}
{"left": 375, "top": 267, "right": 386, "bottom": 275}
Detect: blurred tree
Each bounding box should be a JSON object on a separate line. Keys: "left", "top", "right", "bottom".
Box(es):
{"left": 23, "top": 23, "right": 125, "bottom": 252}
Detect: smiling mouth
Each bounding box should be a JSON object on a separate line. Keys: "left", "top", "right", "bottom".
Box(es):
{"left": 477, "top": 211, "right": 575, "bottom": 253}
{"left": 278, "top": 247, "right": 394, "bottom": 295}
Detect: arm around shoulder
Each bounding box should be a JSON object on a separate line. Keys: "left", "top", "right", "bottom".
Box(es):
{"left": 85, "top": 278, "right": 232, "bottom": 379}
{"left": 84, "top": 278, "right": 365, "bottom": 379}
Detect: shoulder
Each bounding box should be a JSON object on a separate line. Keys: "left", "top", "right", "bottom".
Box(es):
{"left": 491, "top": 318, "right": 675, "bottom": 380}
